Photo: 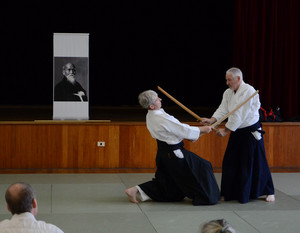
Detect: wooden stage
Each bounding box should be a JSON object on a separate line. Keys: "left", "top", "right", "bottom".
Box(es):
{"left": 0, "top": 106, "right": 299, "bottom": 173}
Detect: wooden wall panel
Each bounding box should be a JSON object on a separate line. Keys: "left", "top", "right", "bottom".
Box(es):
{"left": 262, "top": 126, "right": 274, "bottom": 166}
{"left": 183, "top": 132, "right": 229, "bottom": 170}
{"left": 119, "top": 125, "right": 156, "bottom": 168}
{"left": 1, "top": 125, "right": 16, "bottom": 168}
{"left": 1, "top": 125, "right": 64, "bottom": 169}
{"left": 0, "top": 122, "right": 299, "bottom": 173}
{"left": 272, "top": 125, "right": 299, "bottom": 169}
{"left": 59, "top": 125, "right": 120, "bottom": 169}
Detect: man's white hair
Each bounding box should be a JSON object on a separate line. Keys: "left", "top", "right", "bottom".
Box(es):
{"left": 138, "top": 90, "right": 158, "bottom": 109}
{"left": 226, "top": 67, "right": 243, "bottom": 80}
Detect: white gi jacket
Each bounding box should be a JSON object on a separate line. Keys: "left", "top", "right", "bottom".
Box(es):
{"left": 212, "top": 81, "right": 261, "bottom": 139}
{"left": 146, "top": 108, "right": 200, "bottom": 145}
{"left": 0, "top": 212, "right": 64, "bottom": 233}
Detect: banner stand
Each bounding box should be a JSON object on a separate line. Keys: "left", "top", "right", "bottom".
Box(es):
{"left": 53, "top": 33, "right": 89, "bottom": 120}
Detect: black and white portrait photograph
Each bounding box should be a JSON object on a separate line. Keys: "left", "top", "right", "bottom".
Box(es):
{"left": 54, "top": 57, "right": 88, "bottom": 102}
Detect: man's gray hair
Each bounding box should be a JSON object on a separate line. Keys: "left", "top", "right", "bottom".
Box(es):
{"left": 226, "top": 67, "right": 243, "bottom": 80}
{"left": 138, "top": 90, "right": 158, "bottom": 109}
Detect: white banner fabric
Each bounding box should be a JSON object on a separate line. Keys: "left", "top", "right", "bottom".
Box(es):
{"left": 53, "top": 33, "right": 89, "bottom": 120}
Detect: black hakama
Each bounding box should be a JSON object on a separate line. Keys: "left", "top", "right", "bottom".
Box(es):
{"left": 139, "top": 140, "right": 220, "bottom": 205}
{"left": 220, "top": 121, "right": 275, "bottom": 203}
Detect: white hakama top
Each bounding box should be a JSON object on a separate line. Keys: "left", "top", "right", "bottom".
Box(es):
{"left": 146, "top": 108, "right": 200, "bottom": 145}
{"left": 212, "top": 81, "right": 261, "bottom": 131}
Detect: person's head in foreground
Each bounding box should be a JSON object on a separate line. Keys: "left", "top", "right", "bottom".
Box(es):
{"left": 5, "top": 182, "right": 38, "bottom": 216}
{"left": 200, "top": 219, "right": 236, "bottom": 233}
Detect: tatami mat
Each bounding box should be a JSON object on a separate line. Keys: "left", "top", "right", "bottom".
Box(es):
{"left": 1, "top": 173, "right": 300, "bottom": 233}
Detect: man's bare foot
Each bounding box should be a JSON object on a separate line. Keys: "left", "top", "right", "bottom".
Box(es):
{"left": 265, "top": 194, "right": 275, "bottom": 202}
{"left": 125, "top": 186, "right": 139, "bottom": 203}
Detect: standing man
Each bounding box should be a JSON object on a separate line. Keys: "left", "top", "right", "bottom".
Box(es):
{"left": 126, "top": 90, "right": 220, "bottom": 205}
{"left": 54, "top": 62, "right": 88, "bottom": 101}
{"left": 0, "top": 182, "right": 64, "bottom": 232}
{"left": 201, "top": 67, "right": 275, "bottom": 204}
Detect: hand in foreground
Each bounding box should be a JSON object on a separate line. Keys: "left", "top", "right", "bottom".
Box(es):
{"left": 200, "top": 117, "right": 216, "bottom": 126}
{"left": 215, "top": 128, "right": 230, "bottom": 137}
{"left": 199, "top": 126, "right": 213, "bottom": 134}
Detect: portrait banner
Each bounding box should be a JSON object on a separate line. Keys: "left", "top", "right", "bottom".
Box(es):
{"left": 53, "top": 33, "right": 89, "bottom": 120}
